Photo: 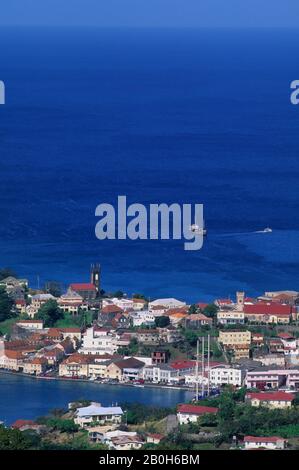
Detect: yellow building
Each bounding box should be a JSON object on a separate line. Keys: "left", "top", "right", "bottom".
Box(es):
{"left": 23, "top": 357, "right": 47, "bottom": 375}
{"left": 59, "top": 353, "right": 93, "bottom": 378}
{"left": 246, "top": 392, "right": 295, "bottom": 409}
{"left": 219, "top": 330, "right": 251, "bottom": 346}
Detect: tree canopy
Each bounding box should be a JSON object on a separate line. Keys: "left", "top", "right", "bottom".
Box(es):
{"left": 36, "top": 299, "right": 64, "bottom": 327}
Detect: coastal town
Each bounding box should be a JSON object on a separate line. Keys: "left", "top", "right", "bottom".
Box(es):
{"left": 1, "top": 264, "right": 299, "bottom": 450}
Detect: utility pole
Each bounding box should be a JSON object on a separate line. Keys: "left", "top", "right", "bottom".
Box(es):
{"left": 195, "top": 339, "right": 199, "bottom": 401}
{"left": 207, "top": 334, "right": 210, "bottom": 396}
{"left": 201, "top": 336, "right": 205, "bottom": 398}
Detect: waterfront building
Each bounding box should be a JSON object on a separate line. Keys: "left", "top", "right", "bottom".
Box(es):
{"left": 59, "top": 353, "right": 94, "bottom": 377}
{"left": 209, "top": 365, "right": 243, "bottom": 387}
{"left": 80, "top": 326, "right": 118, "bottom": 355}
{"left": 246, "top": 368, "right": 299, "bottom": 389}
{"left": 105, "top": 357, "right": 145, "bottom": 382}
{"left": 22, "top": 357, "right": 47, "bottom": 375}
{"left": 74, "top": 403, "right": 123, "bottom": 428}
{"left": 142, "top": 364, "right": 179, "bottom": 384}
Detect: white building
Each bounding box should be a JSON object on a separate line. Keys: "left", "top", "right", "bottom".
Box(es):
{"left": 209, "top": 365, "right": 243, "bottom": 387}
{"left": 75, "top": 403, "right": 123, "bottom": 427}
{"left": 177, "top": 404, "right": 218, "bottom": 425}
{"left": 131, "top": 311, "right": 155, "bottom": 327}
{"left": 217, "top": 310, "right": 245, "bottom": 325}
{"left": 79, "top": 327, "right": 118, "bottom": 355}
{"left": 142, "top": 364, "right": 178, "bottom": 384}
{"left": 16, "top": 320, "right": 44, "bottom": 330}
{"left": 103, "top": 298, "right": 134, "bottom": 311}
{"left": 244, "top": 436, "right": 287, "bottom": 450}
{"left": 101, "top": 431, "right": 143, "bottom": 450}
{"left": 149, "top": 298, "right": 186, "bottom": 310}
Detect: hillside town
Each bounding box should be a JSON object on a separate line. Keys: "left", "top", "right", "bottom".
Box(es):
{"left": 1, "top": 265, "right": 299, "bottom": 449}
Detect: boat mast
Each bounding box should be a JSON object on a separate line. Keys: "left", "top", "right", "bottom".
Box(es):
{"left": 201, "top": 336, "right": 205, "bottom": 398}
{"left": 207, "top": 334, "right": 210, "bottom": 396}
{"left": 195, "top": 339, "right": 199, "bottom": 401}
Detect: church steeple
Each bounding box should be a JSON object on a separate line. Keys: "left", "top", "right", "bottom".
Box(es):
{"left": 90, "top": 263, "right": 101, "bottom": 292}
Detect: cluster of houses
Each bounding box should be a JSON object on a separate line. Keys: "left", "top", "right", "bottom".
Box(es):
{"left": 1, "top": 273, "right": 299, "bottom": 450}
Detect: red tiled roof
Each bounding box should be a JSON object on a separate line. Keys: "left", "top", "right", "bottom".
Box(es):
{"left": 247, "top": 391, "right": 295, "bottom": 402}
{"left": 147, "top": 433, "right": 164, "bottom": 440}
{"left": 47, "top": 328, "right": 62, "bottom": 337}
{"left": 170, "top": 360, "right": 195, "bottom": 370}
{"left": 244, "top": 303, "right": 293, "bottom": 316}
{"left": 11, "top": 419, "right": 36, "bottom": 429}
{"left": 5, "top": 350, "right": 24, "bottom": 359}
{"left": 70, "top": 283, "right": 96, "bottom": 291}
{"left": 29, "top": 357, "right": 47, "bottom": 365}
{"left": 196, "top": 302, "right": 209, "bottom": 309}
{"left": 277, "top": 333, "right": 294, "bottom": 339}
{"left": 63, "top": 353, "right": 94, "bottom": 364}
{"left": 244, "top": 435, "right": 285, "bottom": 443}
{"left": 101, "top": 304, "right": 123, "bottom": 314}
{"left": 177, "top": 404, "right": 218, "bottom": 415}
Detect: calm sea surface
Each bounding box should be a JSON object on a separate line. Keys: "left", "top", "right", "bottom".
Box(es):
{"left": 0, "top": 28, "right": 299, "bottom": 301}
{"left": 0, "top": 372, "right": 192, "bottom": 425}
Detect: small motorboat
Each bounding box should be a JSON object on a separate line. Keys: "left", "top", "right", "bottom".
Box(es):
{"left": 190, "top": 222, "right": 207, "bottom": 235}
{"left": 263, "top": 227, "right": 272, "bottom": 233}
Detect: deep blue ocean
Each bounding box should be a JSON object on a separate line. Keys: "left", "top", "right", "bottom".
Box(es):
{"left": 0, "top": 27, "right": 299, "bottom": 302}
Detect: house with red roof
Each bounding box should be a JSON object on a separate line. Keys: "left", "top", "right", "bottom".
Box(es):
{"left": 244, "top": 435, "right": 287, "bottom": 450}
{"left": 69, "top": 283, "right": 97, "bottom": 301}
{"left": 23, "top": 357, "right": 48, "bottom": 375}
{"left": 11, "top": 420, "right": 43, "bottom": 432}
{"left": 177, "top": 404, "right": 218, "bottom": 425}
{"left": 246, "top": 391, "right": 295, "bottom": 409}
{"left": 244, "top": 303, "right": 293, "bottom": 324}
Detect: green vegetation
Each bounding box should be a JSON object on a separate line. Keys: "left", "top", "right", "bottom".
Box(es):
{"left": 36, "top": 299, "right": 64, "bottom": 327}
{"left": 122, "top": 402, "right": 174, "bottom": 425}
{"left": 118, "top": 337, "right": 139, "bottom": 356}
{"left": 0, "top": 287, "right": 15, "bottom": 323}
{"left": 202, "top": 304, "right": 218, "bottom": 318}
{"left": 0, "top": 317, "right": 18, "bottom": 337}
{"left": 154, "top": 316, "right": 170, "bottom": 328}
{"left": 54, "top": 311, "right": 94, "bottom": 329}
{"left": 0, "top": 426, "right": 34, "bottom": 450}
